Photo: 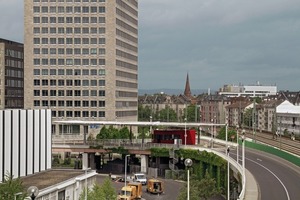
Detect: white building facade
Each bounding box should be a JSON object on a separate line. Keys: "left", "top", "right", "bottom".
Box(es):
{"left": 219, "top": 83, "right": 277, "bottom": 97}
{"left": 276, "top": 100, "right": 300, "bottom": 137}
{"left": 0, "top": 109, "right": 52, "bottom": 182}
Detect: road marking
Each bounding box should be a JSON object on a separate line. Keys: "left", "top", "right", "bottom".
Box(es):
{"left": 257, "top": 158, "right": 262, "bottom": 162}
{"left": 247, "top": 157, "right": 290, "bottom": 200}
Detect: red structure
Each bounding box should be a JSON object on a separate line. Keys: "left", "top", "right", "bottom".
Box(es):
{"left": 153, "top": 129, "right": 196, "bottom": 145}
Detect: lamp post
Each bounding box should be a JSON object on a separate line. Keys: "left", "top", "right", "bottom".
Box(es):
{"left": 241, "top": 129, "right": 245, "bottom": 174}
{"left": 27, "top": 186, "right": 39, "bottom": 200}
{"left": 226, "top": 147, "right": 230, "bottom": 200}
{"left": 184, "top": 158, "right": 193, "bottom": 200}
{"left": 236, "top": 125, "right": 239, "bottom": 164}
{"left": 184, "top": 117, "right": 187, "bottom": 147}
{"left": 124, "top": 154, "right": 130, "bottom": 196}
{"left": 150, "top": 115, "right": 152, "bottom": 135}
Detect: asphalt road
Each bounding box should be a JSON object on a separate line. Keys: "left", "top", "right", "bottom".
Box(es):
{"left": 242, "top": 148, "right": 300, "bottom": 200}
{"left": 96, "top": 174, "right": 184, "bottom": 200}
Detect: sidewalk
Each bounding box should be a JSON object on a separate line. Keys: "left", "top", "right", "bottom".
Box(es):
{"left": 244, "top": 169, "right": 259, "bottom": 200}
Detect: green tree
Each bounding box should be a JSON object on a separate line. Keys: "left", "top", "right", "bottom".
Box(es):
{"left": 177, "top": 170, "right": 219, "bottom": 200}
{"left": 97, "top": 126, "right": 109, "bottom": 140}
{"left": 243, "top": 108, "right": 253, "bottom": 128}
{"left": 0, "top": 172, "right": 25, "bottom": 200}
{"left": 181, "top": 104, "right": 200, "bottom": 122}
{"left": 216, "top": 126, "right": 236, "bottom": 142}
{"left": 119, "top": 126, "right": 130, "bottom": 139}
{"left": 159, "top": 106, "right": 177, "bottom": 122}
{"left": 138, "top": 105, "right": 152, "bottom": 121}
{"left": 79, "top": 178, "right": 117, "bottom": 200}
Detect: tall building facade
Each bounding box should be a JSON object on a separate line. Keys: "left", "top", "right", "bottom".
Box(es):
{"left": 24, "top": 0, "right": 138, "bottom": 136}
{"left": 0, "top": 38, "right": 24, "bottom": 109}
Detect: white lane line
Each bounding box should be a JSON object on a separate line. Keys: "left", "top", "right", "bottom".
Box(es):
{"left": 247, "top": 157, "right": 290, "bottom": 200}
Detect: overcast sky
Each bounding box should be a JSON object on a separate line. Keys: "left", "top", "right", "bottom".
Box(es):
{"left": 1, "top": 0, "right": 300, "bottom": 92}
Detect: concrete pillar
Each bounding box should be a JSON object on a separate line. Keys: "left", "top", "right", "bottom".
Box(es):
{"left": 90, "top": 153, "right": 95, "bottom": 169}
{"left": 82, "top": 153, "right": 89, "bottom": 170}
{"left": 140, "top": 155, "right": 148, "bottom": 173}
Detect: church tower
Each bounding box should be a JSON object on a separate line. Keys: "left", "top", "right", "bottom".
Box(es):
{"left": 184, "top": 73, "right": 192, "bottom": 98}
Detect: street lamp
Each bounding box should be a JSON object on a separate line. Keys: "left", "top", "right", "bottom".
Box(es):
{"left": 236, "top": 125, "right": 239, "bottom": 164}
{"left": 241, "top": 129, "right": 246, "bottom": 174}
{"left": 150, "top": 115, "right": 153, "bottom": 135}
{"left": 27, "top": 186, "right": 39, "bottom": 200}
{"left": 124, "top": 154, "right": 130, "bottom": 196}
{"left": 184, "top": 117, "right": 187, "bottom": 146}
{"left": 184, "top": 158, "right": 193, "bottom": 200}
{"left": 226, "top": 147, "right": 230, "bottom": 200}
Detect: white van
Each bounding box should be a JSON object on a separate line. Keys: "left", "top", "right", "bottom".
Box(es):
{"left": 132, "top": 173, "right": 147, "bottom": 185}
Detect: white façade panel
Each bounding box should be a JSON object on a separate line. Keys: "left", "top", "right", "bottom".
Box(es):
{"left": 20, "top": 110, "right": 27, "bottom": 177}
{"left": 46, "top": 109, "right": 52, "bottom": 170}
{"left": 34, "top": 110, "right": 40, "bottom": 173}
{"left": 4, "top": 110, "right": 12, "bottom": 177}
{"left": 12, "top": 110, "right": 20, "bottom": 178}
{"left": 27, "top": 110, "right": 34, "bottom": 175}
{"left": 0, "top": 111, "right": 3, "bottom": 182}
{"left": 46, "top": 109, "right": 52, "bottom": 169}
{"left": 40, "top": 109, "right": 46, "bottom": 171}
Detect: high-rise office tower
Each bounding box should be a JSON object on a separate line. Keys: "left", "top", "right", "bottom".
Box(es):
{"left": 0, "top": 38, "right": 24, "bottom": 109}
{"left": 24, "top": 0, "right": 138, "bottom": 136}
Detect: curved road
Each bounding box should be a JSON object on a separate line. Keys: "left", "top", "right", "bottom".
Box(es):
{"left": 242, "top": 148, "right": 300, "bottom": 200}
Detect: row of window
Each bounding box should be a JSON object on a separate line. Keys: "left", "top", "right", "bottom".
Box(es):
{"left": 50, "top": 110, "right": 105, "bottom": 118}
{"left": 34, "top": 89, "right": 105, "bottom": 97}
{"left": 34, "top": 68, "right": 105, "bottom": 76}
{"left": 5, "top": 59, "right": 23, "bottom": 69}
{"left": 34, "top": 79, "right": 105, "bottom": 86}
{"left": 33, "top": 6, "right": 105, "bottom": 13}
{"left": 34, "top": 27, "right": 105, "bottom": 35}
{"left": 34, "top": 0, "right": 106, "bottom": 3}
{"left": 33, "top": 16, "right": 105, "bottom": 24}
{"left": 34, "top": 100, "right": 105, "bottom": 107}
{"left": 5, "top": 49, "right": 24, "bottom": 59}
{"left": 33, "top": 58, "right": 105, "bottom": 66}
{"left": 33, "top": 37, "right": 105, "bottom": 45}
{"left": 34, "top": 47, "right": 105, "bottom": 55}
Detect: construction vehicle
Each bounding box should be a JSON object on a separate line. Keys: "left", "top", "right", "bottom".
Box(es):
{"left": 117, "top": 182, "right": 142, "bottom": 200}
{"left": 146, "top": 178, "right": 164, "bottom": 194}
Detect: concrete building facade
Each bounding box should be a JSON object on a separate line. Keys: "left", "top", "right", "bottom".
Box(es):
{"left": 24, "top": 0, "right": 138, "bottom": 137}
{"left": 0, "top": 38, "right": 24, "bottom": 109}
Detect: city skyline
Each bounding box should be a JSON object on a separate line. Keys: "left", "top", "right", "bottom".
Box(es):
{"left": 1, "top": 0, "right": 300, "bottom": 91}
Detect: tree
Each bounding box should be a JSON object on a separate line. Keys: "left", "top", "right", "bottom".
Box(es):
{"left": 138, "top": 105, "right": 152, "bottom": 121}
{"left": 0, "top": 172, "right": 25, "bottom": 200}
{"left": 119, "top": 126, "right": 130, "bottom": 139}
{"left": 216, "top": 126, "right": 236, "bottom": 142}
{"left": 79, "top": 178, "right": 117, "bottom": 200}
{"left": 177, "top": 170, "right": 219, "bottom": 200}
{"left": 97, "top": 126, "right": 109, "bottom": 140}
{"left": 243, "top": 108, "right": 253, "bottom": 128}
{"left": 159, "top": 106, "right": 177, "bottom": 122}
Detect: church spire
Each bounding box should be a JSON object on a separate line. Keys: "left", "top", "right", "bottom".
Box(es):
{"left": 184, "top": 73, "right": 192, "bottom": 98}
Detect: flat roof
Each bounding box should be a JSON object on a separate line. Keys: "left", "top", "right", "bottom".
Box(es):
{"left": 20, "top": 169, "right": 84, "bottom": 191}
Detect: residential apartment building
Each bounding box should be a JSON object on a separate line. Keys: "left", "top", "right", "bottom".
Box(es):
{"left": 0, "top": 38, "right": 24, "bottom": 109}
{"left": 276, "top": 100, "right": 300, "bottom": 136}
{"left": 24, "top": 0, "right": 138, "bottom": 136}
{"left": 200, "top": 95, "right": 231, "bottom": 125}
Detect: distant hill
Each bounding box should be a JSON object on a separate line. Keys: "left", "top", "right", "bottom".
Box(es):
{"left": 138, "top": 88, "right": 212, "bottom": 96}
